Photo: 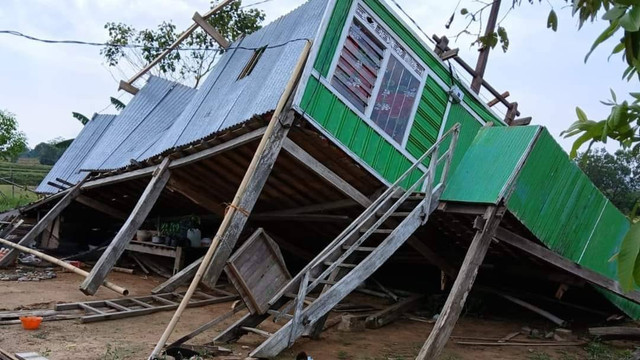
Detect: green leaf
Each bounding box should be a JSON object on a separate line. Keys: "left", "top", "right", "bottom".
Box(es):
{"left": 618, "top": 221, "right": 640, "bottom": 291}
{"left": 611, "top": 88, "right": 618, "bottom": 103}
{"left": 576, "top": 106, "right": 589, "bottom": 122}
{"left": 603, "top": 6, "right": 627, "bottom": 21}
{"left": 547, "top": 10, "right": 558, "bottom": 31}
{"left": 620, "top": 6, "right": 640, "bottom": 32}
{"left": 586, "top": 20, "right": 621, "bottom": 63}
{"left": 460, "top": 8, "right": 468, "bottom": 15}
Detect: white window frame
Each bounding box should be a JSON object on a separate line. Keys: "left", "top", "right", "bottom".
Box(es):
{"left": 326, "top": 1, "right": 428, "bottom": 149}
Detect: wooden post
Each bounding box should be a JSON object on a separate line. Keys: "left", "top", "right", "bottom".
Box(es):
{"left": 149, "top": 40, "right": 312, "bottom": 359}
{"left": 470, "top": 0, "right": 501, "bottom": 94}
{"left": 0, "top": 180, "right": 84, "bottom": 267}
{"left": 416, "top": 206, "right": 504, "bottom": 360}
{"left": 79, "top": 158, "right": 171, "bottom": 295}
{"left": 505, "top": 102, "right": 519, "bottom": 126}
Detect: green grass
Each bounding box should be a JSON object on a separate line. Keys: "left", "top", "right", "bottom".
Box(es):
{"left": 585, "top": 341, "right": 634, "bottom": 360}
{"left": 0, "top": 161, "right": 51, "bottom": 186}
{"left": 0, "top": 184, "right": 40, "bottom": 211}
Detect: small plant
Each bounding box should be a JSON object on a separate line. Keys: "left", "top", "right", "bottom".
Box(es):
{"left": 102, "top": 344, "right": 131, "bottom": 360}
{"left": 337, "top": 350, "right": 350, "bottom": 360}
{"left": 585, "top": 340, "right": 634, "bottom": 360}
{"left": 40, "top": 348, "right": 51, "bottom": 357}
{"left": 528, "top": 352, "right": 552, "bottom": 360}
{"left": 32, "top": 331, "right": 48, "bottom": 339}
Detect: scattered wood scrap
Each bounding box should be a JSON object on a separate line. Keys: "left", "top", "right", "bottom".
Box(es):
{"left": 589, "top": 326, "right": 640, "bottom": 339}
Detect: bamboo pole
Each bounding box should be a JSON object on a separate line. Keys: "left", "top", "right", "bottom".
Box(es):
{"left": 0, "top": 237, "right": 129, "bottom": 296}
{"left": 148, "top": 40, "right": 312, "bottom": 359}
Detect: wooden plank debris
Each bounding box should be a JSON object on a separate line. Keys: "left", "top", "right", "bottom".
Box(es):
{"left": 80, "top": 158, "right": 171, "bottom": 295}
{"left": 168, "top": 304, "right": 247, "bottom": 348}
{"left": 365, "top": 294, "right": 424, "bottom": 329}
{"left": 588, "top": 326, "right": 640, "bottom": 339}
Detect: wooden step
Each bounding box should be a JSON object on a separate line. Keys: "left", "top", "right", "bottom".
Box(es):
{"left": 376, "top": 211, "right": 411, "bottom": 217}
{"left": 359, "top": 228, "right": 393, "bottom": 234}
{"left": 241, "top": 326, "right": 272, "bottom": 338}
{"left": 392, "top": 193, "right": 425, "bottom": 200}
{"left": 342, "top": 245, "right": 376, "bottom": 252}
{"left": 310, "top": 278, "right": 336, "bottom": 285}
{"left": 323, "top": 261, "right": 356, "bottom": 269}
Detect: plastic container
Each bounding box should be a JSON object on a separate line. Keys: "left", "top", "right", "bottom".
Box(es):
{"left": 20, "top": 316, "right": 42, "bottom": 330}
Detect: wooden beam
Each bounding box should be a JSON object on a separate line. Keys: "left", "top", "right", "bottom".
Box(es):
{"left": 123, "top": 0, "right": 235, "bottom": 87}
{"left": 166, "top": 176, "right": 225, "bottom": 216}
{"left": 79, "top": 158, "right": 171, "bottom": 295}
{"left": 46, "top": 181, "right": 67, "bottom": 191}
{"left": 151, "top": 257, "right": 202, "bottom": 294}
{"left": 149, "top": 41, "right": 311, "bottom": 359}
{"left": 193, "top": 12, "right": 230, "bottom": 49}
{"left": 282, "top": 139, "right": 372, "bottom": 207}
{"left": 470, "top": 0, "right": 501, "bottom": 93}
{"left": 81, "top": 127, "right": 266, "bottom": 191}
{"left": 255, "top": 199, "right": 359, "bottom": 216}
{"left": 199, "top": 111, "right": 297, "bottom": 290}
{"left": 494, "top": 226, "right": 640, "bottom": 305}
{"left": 118, "top": 80, "right": 139, "bottom": 95}
{"left": 251, "top": 213, "right": 351, "bottom": 223}
{"left": 416, "top": 206, "right": 504, "bottom": 360}
{"left": 75, "top": 195, "right": 128, "bottom": 220}
{"left": 0, "top": 180, "right": 84, "bottom": 267}
{"left": 439, "top": 48, "right": 458, "bottom": 61}
{"left": 487, "top": 91, "right": 510, "bottom": 107}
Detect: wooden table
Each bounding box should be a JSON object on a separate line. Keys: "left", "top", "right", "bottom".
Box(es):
{"left": 126, "top": 241, "right": 185, "bottom": 275}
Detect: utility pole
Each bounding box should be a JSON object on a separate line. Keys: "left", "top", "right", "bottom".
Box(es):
{"left": 470, "top": 0, "right": 501, "bottom": 94}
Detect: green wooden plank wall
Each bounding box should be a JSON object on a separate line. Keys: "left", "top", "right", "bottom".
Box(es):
{"left": 506, "top": 129, "right": 637, "bottom": 318}
{"left": 300, "top": 0, "right": 502, "bottom": 187}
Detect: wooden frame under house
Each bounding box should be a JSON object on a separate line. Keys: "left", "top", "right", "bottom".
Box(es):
{"left": 0, "top": 0, "right": 637, "bottom": 359}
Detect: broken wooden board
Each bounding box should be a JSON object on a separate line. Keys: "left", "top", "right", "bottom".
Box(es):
{"left": 224, "top": 228, "right": 291, "bottom": 315}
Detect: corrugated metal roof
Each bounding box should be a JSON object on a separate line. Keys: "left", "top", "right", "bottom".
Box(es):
{"left": 138, "top": 0, "right": 329, "bottom": 160}
{"left": 81, "top": 76, "right": 196, "bottom": 171}
{"left": 36, "top": 114, "right": 116, "bottom": 193}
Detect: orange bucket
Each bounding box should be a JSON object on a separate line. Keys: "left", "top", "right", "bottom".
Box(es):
{"left": 19, "top": 316, "right": 42, "bottom": 330}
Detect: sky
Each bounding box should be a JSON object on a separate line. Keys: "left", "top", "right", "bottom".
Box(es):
{"left": 0, "top": 0, "right": 635, "bottom": 152}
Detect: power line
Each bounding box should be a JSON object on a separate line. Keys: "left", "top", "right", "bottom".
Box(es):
{"left": 0, "top": 30, "right": 309, "bottom": 51}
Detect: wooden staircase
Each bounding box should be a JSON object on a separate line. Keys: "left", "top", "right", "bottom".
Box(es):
{"left": 215, "top": 125, "right": 460, "bottom": 358}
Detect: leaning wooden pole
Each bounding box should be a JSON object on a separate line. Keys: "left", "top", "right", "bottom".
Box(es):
{"left": 148, "top": 40, "right": 312, "bottom": 359}
{"left": 416, "top": 206, "right": 504, "bottom": 360}
{"left": 0, "top": 237, "right": 128, "bottom": 295}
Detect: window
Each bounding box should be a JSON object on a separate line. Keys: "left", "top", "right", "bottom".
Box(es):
{"left": 237, "top": 46, "right": 266, "bottom": 80}
{"left": 330, "top": 4, "right": 426, "bottom": 145}
{"left": 330, "top": 21, "right": 384, "bottom": 113}
{"left": 371, "top": 56, "right": 420, "bottom": 143}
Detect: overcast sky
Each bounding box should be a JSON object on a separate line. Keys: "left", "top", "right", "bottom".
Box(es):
{"left": 0, "top": 0, "right": 634, "bottom": 152}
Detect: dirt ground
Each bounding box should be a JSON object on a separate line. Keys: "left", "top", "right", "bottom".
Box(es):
{"left": 0, "top": 270, "right": 636, "bottom": 360}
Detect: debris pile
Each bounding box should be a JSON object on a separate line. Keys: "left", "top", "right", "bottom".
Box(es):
{"left": 0, "top": 266, "right": 56, "bottom": 281}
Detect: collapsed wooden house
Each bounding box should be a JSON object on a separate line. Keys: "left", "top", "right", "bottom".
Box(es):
{"left": 2, "top": 0, "right": 640, "bottom": 358}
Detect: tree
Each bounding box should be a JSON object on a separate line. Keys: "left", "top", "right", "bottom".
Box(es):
{"left": 576, "top": 148, "right": 640, "bottom": 214}
{"left": 0, "top": 110, "right": 27, "bottom": 162}
{"left": 101, "top": 1, "right": 265, "bottom": 87}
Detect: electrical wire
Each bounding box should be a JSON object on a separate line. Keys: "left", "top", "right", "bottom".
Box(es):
{"left": 0, "top": 30, "right": 310, "bottom": 52}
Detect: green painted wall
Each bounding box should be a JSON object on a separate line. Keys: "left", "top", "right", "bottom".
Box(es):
{"left": 440, "top": 126, "right": 539, "bottom": 203}
{"left": 506, "top": 129, "right": 638, "bottom": 318}
{"left": 300, "top": 0, "right": 503, "bottom": 187}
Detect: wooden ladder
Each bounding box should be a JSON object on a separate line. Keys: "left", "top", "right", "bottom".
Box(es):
{"left": 215, "top": 125, "right": 461, "bottom": 358}
{"left": 54, "top": 291, "right": 237, "bottom": 323}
